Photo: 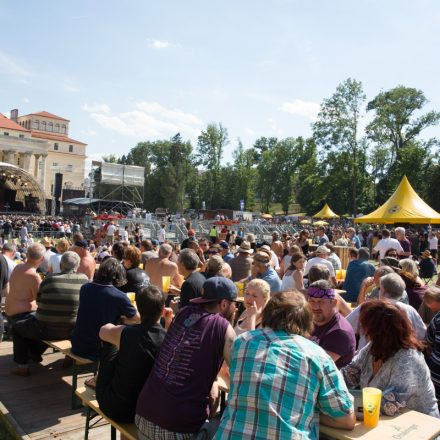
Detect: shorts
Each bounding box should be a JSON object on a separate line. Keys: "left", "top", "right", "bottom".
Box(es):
{"left": 135, "top": 415, "right": 193, "bottom": 440}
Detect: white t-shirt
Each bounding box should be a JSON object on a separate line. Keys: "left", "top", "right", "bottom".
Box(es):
{"left": 373, "top": 237, "right": 403, "bottom": 260}
{"left": 106, "top": 224, "right": 116, "bottom": 236}
{"left": 121, "top": 229, "right": 129, "bottom": 241}
{"left": 429, "top": 236, "right": 438, "bottom": 251}
{"left": 48, "top": 253, "right": 62, "bottom": 274}
{"left": 271, "top": 250, "right": 280, "bottom": 270}
{"left": 281, "top": 270, "right": 300, "bottom": 291}
{"left": 158, "top": 228, "right": 166, "bottom": 243}
{"left": 4, "top": 255, "right": 17, "bottom": 280}
{"left": 304, "top": 256, "right": 335, "bottom": 277}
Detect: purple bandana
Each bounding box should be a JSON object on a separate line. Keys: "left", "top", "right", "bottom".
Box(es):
{"left": 307, "top": 286, "right": 335, "bottom": 299}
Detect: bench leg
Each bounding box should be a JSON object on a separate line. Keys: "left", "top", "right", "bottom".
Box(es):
{"left": 84, "top": 406, "right": 91, "bottom": 440}
{"left": 110, "top": 425, "right": 116, "bottom": 440}
{"left": 72, "top": 361, "right": 81, "bottom": 409}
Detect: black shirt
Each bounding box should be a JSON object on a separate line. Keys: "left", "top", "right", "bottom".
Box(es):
{"left": 120, "top": 267, "right": 149, "bottom": 294}
{"left": 180, "top": 271, "right": 206, "bottom": 307}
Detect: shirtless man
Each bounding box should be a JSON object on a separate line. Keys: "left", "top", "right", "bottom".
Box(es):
{"left": 145, "top": 243, "right": 180, "bottom": 295}
{"left": 73, "top": 240, "right": 96, "bottom": 280}
{"left": 271, "top": 231, "right": 284, "bottom": 262}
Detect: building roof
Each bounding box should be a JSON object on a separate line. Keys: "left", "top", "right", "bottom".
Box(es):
{"left": 0, "top": 113, "right": 30, "bottom": 133}
{"left": 26, "top": 111, "right": 70, "bottom": 122}
{"left": 31, "top": 131, "right": 87, "bottom": 146}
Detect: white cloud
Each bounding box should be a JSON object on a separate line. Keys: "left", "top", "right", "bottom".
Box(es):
{"left": 267, "top": 117, "right": 284, "bottom": 136}
{"left": 0, "top": 51, "right": 31, "bottom": 77}
{"left": 82, "top": 101, "right": 203, "bottom": 140}
{"left": 62, "top": 84, "right": 80, "bottom": 93}
{"left": 280, "top": 99, "right": 320, "bottom": 121}
{"left": 147, "top": 39, "right": 173, "bottom": 49}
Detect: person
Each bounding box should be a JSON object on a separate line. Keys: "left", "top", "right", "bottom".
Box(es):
{"left": 395, "top": 227, "right": 411, "bottom": 258}
{"left": 120, "top": 245, "right": 149, "bottom": 294}
{"left": 106, "top": 221, "right": 116, "bottom": 244}
{"left": 176, "top": 248, "right": 205, "bottom": 307}
{"left": 342, "top": 247, "right": 375, "bottom": 303}
{"left": 334, "top": 229, "right": 349, "bottom": 246}
{"left": 73, "top": 240, "right": 96, "bottom": 280}
{"left": 71, "top": 257, "right": 139, "bottom": 361}
{"left": 39, "top": 237, "right": 55, "bottom": 274}
{"left": 135, "top": 277, "right": 237, "bottom": 439}
{"left": 158, "top": 223, "right": 166, "bottom": 244}
{"left": 356, "top": 265, "right": 396, "bottom": 304}
{"left": 342, "top": 300, "right": 439, "bottom": 417}
{"left": 259, "top": 244, "right": 280, "bottom": 272}
{"left": 96, "top": 286, "right": 169, "bottom": 423}
{"left": 419, "top": 250, "right": 437, "bottom": 281}
{"left": 0, "top": 251, "right": 10, "bottom": 342}
{"left": 279, "top": 244, "right": 301, "bottom": 278}
{"left": 219, "top": 241, "right": 234, "bottom": 263}
{"left": 2, "top": 242, "right": 17, "bottom": 279}
{"left": 270, "top": 231, "right": 283, "bottom": 261}
{"left": 234, "top": 279, "right": 270, "bottom": 336}
{"left": 373, "top": 229, "right": 403, "bottom": 260}
{"left": 10, "top": 252, "right": 88, "bottom": 376}
{"left": 304, "top": 246, "right": 336, "bottom": 285}
{"left": 296, "top": 230, "right": 310, "bottom": 256}
{"left": 280, "top": 252, "right": 305, "bottom": 291}
{"left": 429, "top": 231, "right": 439, "bottom": 260}
{"left": 252, "top": 251, "right": 281, "bottom": 295}
{"left": 144, "top": 243, "right": 180, "bottom": 294}
{"left": 308, "top": 280, "right": 356, "bottom": 368}
{"left": 48, "top": 239, "right": 69, "bottom": 274}
{"left": 228, "top": 241, "right": 253, "bottom": 282}
{"left": 346, "top": 227, "right": 360, "bottom": 249}
{"left": 347, "top": 273, "right": 426, "bottom": 351}
{"left": 120, "top": 225, "right": 129, "bottom": 242}
{"left": 399, "top": 258, "right": 427, "bottom": 310}
{"left": 140, "top": 239, "right": 158, "bottom": 268}
{"left": 181, "top": 229, "right": 196, "bottom": 250}
{"left": 313, "top": 226, "right": 329, "bottom": 246}
{"left": 215, "top": 291, "right": 355, "bottom": 439}
{"left": 325, "top": 243, "right": 342, "bottom": 271}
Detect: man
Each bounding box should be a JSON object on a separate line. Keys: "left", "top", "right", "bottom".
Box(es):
{"left": 120, "top": 225, "right": 129, "bottom": 242}
{"left": 39, "top": 237, "right": 55, "bottom": 274}
{"left": 304, "top": 246, "right": 337, "bottom": 285}
{"left": 395, "top": 227, "right": 411, "bottom": 258}
{"left": 140, "top": 239, "right": 158, "bottom": 268}
{"left": 373, "top": 228, "right": 403, "bottom": 260}
{"left": 158, "top": 224, "right": 166, "bottom": 244}
{"left": 2, "top": 219, "right": 12, "bottom": 239}
{"left": 219, "top": 241, "right": 234, "bottom": 263}
{"left": 145, "top": 243, "right": 179, "bottom": 293}
{"left": 10, "top": 252, "right": 88, "bottom": 376}
{"left": 253, "top": 251, "right": 282, "bottom": 294}
{"left": 135, "top": 277, "right": 236, "bottom": 439}
{"left": 198, "top": 238, "right": 210, "bottom": 260}
{"left": 325, "top": 243, "right": 342, "bottom": 272}
{"left": 96, "top": 286, "right": 169, "bottom": 422}
{"left": 313, "top": 226, "right": 329, "bottom": 246}
{"left": 347, "top": 273, "right": 426, "bottom": 351}
{"left": 0, "top": 251, "right": 9, "bottom": 342}
{"left": 271, "top": 231, "right": 283, "bottom": 261}
{"left": 176, "top": 249, "right": 205, "bottom": 307}
{"left": 2, "top": 243, "right": 17, "bottom": 279}
{"left": 19, "top": 223, "right": 28, "bottom": 242}
{"left": 346, "top": 227, "right": 361, "bottom": 249}
{"left": 181, "top": 229, "right": 196, "bottom": 250}
{"left": 73, "top": 240, "right": 96, "bottom": 280}
{"left": 106, "top": 221, "right": 116, "bottom": 244}
{"left": 308, "top": 280, "right": 356, "bottom": 368}
{"left": 228, "top": 241, "right": 253, "bottom": 282}
{"left": 342, "top": 247, "right": 375, "bottom": 303}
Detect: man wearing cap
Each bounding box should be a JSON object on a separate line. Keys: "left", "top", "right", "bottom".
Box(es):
{"left": 304, "top": 246, "right": 337, "bottom": 286}
{"left": 38, "top": 237, "right": 55, "bottom": 275}
{"left": 253, "top": 251, "right": 282, "bottom": 295}
{"left": 219, "top": 241, "right": 234, "bottom": 263}
{"left": 181, "top": 229, "right": 196, "bottom": 250}
{"left": 74, "top": 240, "right": 96, "bottom": 281}
{"left": 229, "top": 241, "right": 253, "bottom": 282}
{"left": 135, "top": 277, "right": 236, "bottom": 439}
{"left": 308, "top": 280, "right": 356, "bottom": 369}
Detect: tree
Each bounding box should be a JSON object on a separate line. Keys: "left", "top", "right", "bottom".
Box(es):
{"left": 232, "top": 140, "right": 256, "bottom": 211}
{"left": 313, "top": 78, "right": 366, "bottom": 216}
{"left": 197, "top": 123, "right": 229, "bottom": 208}
{"left": 366, "top": 86, "right": 440, "bottom": 163}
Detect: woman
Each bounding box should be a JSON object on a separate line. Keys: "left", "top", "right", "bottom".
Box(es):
{"left": 399, "top": 258, "right": 427, "bottom": 310}
{"left": 296, "top": 230, "right": 310, "bottom": 256}
{"left": 215, "top": 291, "right": 355, "bottom": 439}
{"left": 48, "top": 238, "right": 69, "bottom": 274}
{"left": 384, "top": 248, "right": 399, "bottom": 259}
{"left": 342, "top": 300, "right": 439, "bottom": 417}
{"left": 234, "top": 279, "right": 270, "bottom": 336}
{"left": 120, "top": 245, "right": 149, "bottom": 294}
{"left": 279, "top": 245, "right": 301, "bottom": 278}
{"left": 281, "top": 252, "right": 305, "bottom": 292}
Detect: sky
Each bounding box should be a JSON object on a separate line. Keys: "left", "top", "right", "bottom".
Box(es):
{"left": 1, "top": 0, "right": 440, "bottom": 173}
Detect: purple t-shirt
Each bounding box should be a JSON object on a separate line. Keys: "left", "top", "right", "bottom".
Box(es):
{"left": 399, "top": 238, "right": 411, "bottom": 255}
{"left": 311, "top": 312, "right": 355, "bottom": 368}
{"left": 136, "top": 305, "right": 229, "bottom": 433}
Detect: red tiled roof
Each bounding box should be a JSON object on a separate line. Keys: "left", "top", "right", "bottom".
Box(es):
{"left": 27, "top": 111, "right": 70, "bottom": 122}
{"left": 31, "top": 131, "right": 87, "bottom": 145}
{"left": 0, "top": 113, "right": 30, "bottom": 132}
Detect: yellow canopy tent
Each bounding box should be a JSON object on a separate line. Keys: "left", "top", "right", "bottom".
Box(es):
{"left": 300, "top": 219, "right": 311, "bottom": 224}
{"left": 355, "top": 175, "right": 440, "bottom": 224}
{"left": 313, "top": 220, "right": 329, "bottom": 226}
{"left": 313, "top": 203, "right": 339, "bottom": 219}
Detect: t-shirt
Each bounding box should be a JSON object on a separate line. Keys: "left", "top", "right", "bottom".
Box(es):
{"left": 342, "top": 259, "right": 376, "bottom": 303}
{"left": 48, "top": 253, "right": 62, "bottom": 274}
{"left": 71, "top": 282, "right": 137, "bottom": 360}
{"left": 106, "top": 224, "right": 116, "bottom": 236}
{"left": 136, "top": 305, "right": 229, "bottom": 433}
{"left": 229, "top": 254, "right": 252, "bottom": 282}
{"left": 311, "top": 313, "right": 356, "bottom": 368}
{"left": 304, "top": 257, "right": 335, "bottom": 278}
{"left": 179, "top": 272, "right": 205, "bottom": 307}
{"left": 429, "top": 236, "right": 439, "bottom": 251}
{"left": 373, "top": 238, "right": 403, "bottom": 260}
{"left": 399, "top": 238, "right": 411, "bottom": 255}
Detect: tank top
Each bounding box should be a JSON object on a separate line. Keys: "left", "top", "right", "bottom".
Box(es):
{"left": 281, "top": 270, "right": 299, "bottom": 291}
{"left": 136, "top": 305, "right": 229, "bottom": 433}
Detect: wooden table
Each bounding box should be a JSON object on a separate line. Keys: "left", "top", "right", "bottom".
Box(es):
{"left": 320, "top": 410, "right": 440, "bottom": 439}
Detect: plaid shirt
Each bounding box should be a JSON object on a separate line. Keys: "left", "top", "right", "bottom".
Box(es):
{"left": 215, "top": 329, "right": 353, "bottom": 440}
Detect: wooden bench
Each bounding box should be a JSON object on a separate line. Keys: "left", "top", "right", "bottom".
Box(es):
{"left": 43, "top": 340, "right": 97, "bottom": 409}
{"left": 75, "top": 387, "right": 137, "bottom": 440}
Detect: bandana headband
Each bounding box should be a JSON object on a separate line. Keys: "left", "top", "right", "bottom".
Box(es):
{"left": 307, "top": 286, "right": 335, "bottom": 300}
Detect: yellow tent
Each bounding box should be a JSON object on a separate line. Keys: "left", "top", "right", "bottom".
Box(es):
{"left": 355, "top": 175, "right": 440, "bottom": 224}
{"left": 313, "top": 220, "right": 329, "bottom": 226}
{"left": 313, "top": 203, "right": 339, "bottom": 219}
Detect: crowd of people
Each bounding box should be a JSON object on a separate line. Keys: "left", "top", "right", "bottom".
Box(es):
{"left": 1, "top": 216, "right": 440, "bottom": 439}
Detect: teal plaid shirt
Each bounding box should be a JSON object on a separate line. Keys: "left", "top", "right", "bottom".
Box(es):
{"left": 215, "top": 329, "right": 353, "bottom": 440}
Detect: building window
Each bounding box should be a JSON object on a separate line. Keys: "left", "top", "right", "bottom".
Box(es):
{"left": 52, "top": 162, "right": 58, "bottom": 167}
{"left": 33, "top": 120, "right": 39, "bottom": 130}
{"left": 61, "top": 124, "right": 66, "bottom": 134}
{"left": 3, "top": 132, "right": 9, "bottom": 136}
{"left": 41, "top": 121, "right": 46, "bottom": 131}
{"left": 69, "top": 145, "right": 73, "bottom": 152}
{"left": 19, "top": 134, "right": 24, "bottom": 138}
{"left": 66, "top": 165, "right": 73, "bottom": 172}
{"left": 55, "top": 123, "right": 60, "bottom": 133}
{"left": 48, "top": 122, "right": 53, "bottom": 132}
{"left": 54, "top": 143, "right": 59, "bottom": 150}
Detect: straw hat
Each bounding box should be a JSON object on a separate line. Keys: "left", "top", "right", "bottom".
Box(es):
{"left": 40, "top": 237, "right": 52, "bottom": 248}
{"left": 237, "top": 241, "right": 253, "bottom": 254}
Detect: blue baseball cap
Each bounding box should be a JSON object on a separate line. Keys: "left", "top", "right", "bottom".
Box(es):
{"left": 191, "top": 276, "right": 238, "bottom": 304}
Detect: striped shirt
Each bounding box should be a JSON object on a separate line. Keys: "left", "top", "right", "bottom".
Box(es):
{"left": 35, "top": 272, "right": 89, "bottom": 326}
{"left": 215, "top": 329, "right": 353, "bottom": 440}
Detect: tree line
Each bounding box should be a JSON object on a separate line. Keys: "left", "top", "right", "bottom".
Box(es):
{"left": 100, "top": 79, "right": 440, "bottom": 216}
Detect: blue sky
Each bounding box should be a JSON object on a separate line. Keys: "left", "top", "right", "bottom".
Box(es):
{"left": 1, "top": 0, "right": 440, "bottom": 171}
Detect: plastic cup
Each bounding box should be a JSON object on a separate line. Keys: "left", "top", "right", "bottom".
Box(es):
{"left": 162, "top": 276, "right": 171, "bottom": 293}
{"left": 127, "top": 292, "right": 136, "bottom": 304}
{"left": 363, "top": 387, "right": 382, "bottom": 428}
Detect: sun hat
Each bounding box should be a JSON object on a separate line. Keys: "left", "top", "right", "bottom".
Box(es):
{"left": 316, "top": 245, "right": 330, "bottom": 255}
{"left": 237, "top": 241, "right": 253, "bottom": 254}
{"left": 190, "top": 277, "right": 238, "bottom": 304}
{"left": 40, "top": 237, "right": 52, "bottom": 248}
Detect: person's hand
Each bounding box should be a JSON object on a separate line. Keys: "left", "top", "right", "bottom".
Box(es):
{"left": 163, "top": 307, "right": 174, "bottom": 329}
{"left": 168, "top": 284, "right": 180, "bottom": 295}
{"left": 362, "top": 277, "right": 375, "bottom": 288}
{"left": 247, "top": 300, "right": 262, "bottom": 320}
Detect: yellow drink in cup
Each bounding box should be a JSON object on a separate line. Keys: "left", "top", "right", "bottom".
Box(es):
{"left": 363, "top": 387, "right": 382, "bottom": 428}
{"left": 127, "top": 292, "right": 136, "bottom": 304}
{"left": 162, "top": 276, "right": 171, "bottom": 293}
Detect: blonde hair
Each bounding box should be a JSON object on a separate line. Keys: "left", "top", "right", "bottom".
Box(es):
{"left": 246, "top": 279, "right": 271, "bottom": 301}
{"left": 399, "top": 258, "right": 419, "bottom": 277}
{"left": 56, "top": 239, "right": 70, "bottom": 254}
{"left": 424, "top": 286, "right": 440, "bottom": 303}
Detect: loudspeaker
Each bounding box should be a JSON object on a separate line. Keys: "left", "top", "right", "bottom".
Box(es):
{"left": 54, "top": 173, "right": 63, "bottom": 198}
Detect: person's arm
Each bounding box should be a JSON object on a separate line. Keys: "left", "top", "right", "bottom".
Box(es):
{"left": 99, "top": 323, "right": 125, "bottom": 349}
{"left": 293, "top": 269, "right": 304, "bottom": 290}
{"left": 222, "top": 324, "right": 236, "bottom": 367}
{"left": 320, "top": 412, "right": 355, "bottom": 430}
{"left": 335, "top": 293, "right": 351, "bottom": 317}
{"left": 326, "top": 351, "right": 341, "bottom": 363}
{"left": 357, "top": 277, "right": 375, "bottom": 304}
